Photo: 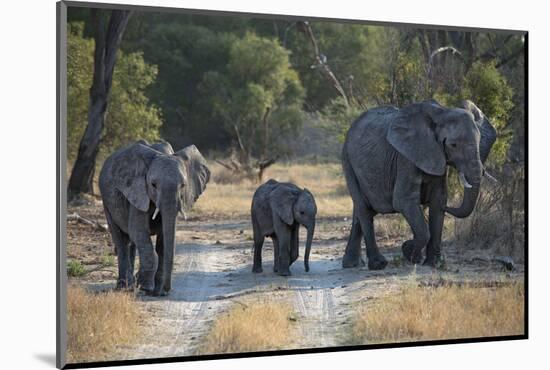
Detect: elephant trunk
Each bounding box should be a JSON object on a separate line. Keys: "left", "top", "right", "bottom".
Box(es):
{"left": 304, "top": 223, "right": 314, "bottom": 272}
{"left": 160, "top": 196, "right": 178, "bottom": 293}
{"left": 445, "top": 163, "right": 482, "bottom": 219}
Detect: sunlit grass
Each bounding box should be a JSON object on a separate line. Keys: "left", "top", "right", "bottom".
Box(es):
{"left": 200, "top": 299, "right": 296, "bottom": 354}
{"left": 193, "top": 162, "right": 352, "bottom": 218}
{"left": 67, "top": 285, "right": 143, "bottom": 363}
{"left": 348, "top": 280, "right": 524, "bottom": 344}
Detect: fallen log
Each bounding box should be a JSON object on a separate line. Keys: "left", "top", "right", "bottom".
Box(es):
{"left": 419, "top": 279, "right": 519, "bottom": 289}
{"left": 67, "top": 213, "right": 109, "bottom": 232}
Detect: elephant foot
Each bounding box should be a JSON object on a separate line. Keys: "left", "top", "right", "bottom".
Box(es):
{"left": 151, "top": 286, "right": 169, "bottom": 297}
{"left": 252, "top": 265, "right": 263, "bottom": 273}
{"left": 277, "top": 269, "right": 291, "bottom": 276}
{"left": 127, "top": 275, "right": 135, "bottom": 289}
{"left": 402, "top": 240, "right": 423, "bottom": 264}
{"left": 367, "top": 254, "right": 388, "bottom": 270}
{"left": 422, "top": 254, "right": 436, "bottom": 267}
{"left": 342, "top": 254, "right": 366, "bottom": 268}
{"left": 136, "top": 270, "right": 155, "bottom": 293}
{"left": 116, "top": 279, "right": 129, "bottom": 290}
{"left": 423, "top": 255, "right": 446, "bottom": 269}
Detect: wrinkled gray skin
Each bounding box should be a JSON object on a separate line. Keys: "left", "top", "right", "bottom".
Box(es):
{"left": 251, "top": 179, "right": 317, "bottom": 276}
{"left": 342, "top": 100, "right": 497, "bottom": 269}
{"left": 99, "top": 140, "right": 210, "bottom": 296}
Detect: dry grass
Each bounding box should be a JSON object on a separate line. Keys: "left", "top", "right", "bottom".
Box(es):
{"left": 349, "top": 280, "right": 524, "bottom": 344}
{"left": 193, "top": 162, "right": 352, "bottom": 218}
{"left": 200, "top": 298, "right": 296, "bottom": 354}
{"left": 453, "top": 167, "right": 525, "bottom": 261}
{"left": 67, "top": 285, "right": 144, "bottom": 363}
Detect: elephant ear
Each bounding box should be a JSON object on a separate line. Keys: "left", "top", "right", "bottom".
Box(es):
{"left": 269, "top": 185, "right": 299, "bottom": 226}
{"left": 386, "top": 102, "right": 447, "bottom": 176}
{"left": 460, "top": 100, "right": 497, "bottom": 164}
{"left": 175, "top": 145, "right": 211, "bottom": 212}
{"left": 113, "top": 142, "right": 161, "bottom": 212}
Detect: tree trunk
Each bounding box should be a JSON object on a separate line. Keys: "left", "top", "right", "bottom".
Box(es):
{"left": 68, "top": 9, "right": 132, "bottom": 198}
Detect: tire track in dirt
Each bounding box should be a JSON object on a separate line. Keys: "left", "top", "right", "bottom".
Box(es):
{"left": 293, "top": 288, "right": 338, "bottom": 348}
{"left": 164, "top": 249, "right": 208, "bottom": 357}
{"left": 118, "top": 240, "right": 234, "bottom": 360}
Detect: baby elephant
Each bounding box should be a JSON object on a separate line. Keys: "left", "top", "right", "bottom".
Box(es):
{"left": 251, "top": 179, "right": 317, "bottom": 276}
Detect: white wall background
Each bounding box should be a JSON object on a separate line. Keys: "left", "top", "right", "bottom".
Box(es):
{"left": 0, "top": 0, "right": 545, "bottom": 369}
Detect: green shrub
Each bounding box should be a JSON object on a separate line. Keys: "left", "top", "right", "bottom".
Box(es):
{"left": 67, "top": 260, "right": 87, "bottom": 277}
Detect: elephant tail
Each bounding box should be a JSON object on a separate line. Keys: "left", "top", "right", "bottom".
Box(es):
{"left": 341, "top": 145, "right": 371, "bottom": 209}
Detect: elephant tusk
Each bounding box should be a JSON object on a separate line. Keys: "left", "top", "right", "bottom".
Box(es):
{"left": 152, "top": 207, "right": 160, "bottom": 220}
{"left": 458, "top": 172, "right": 473, "bottom": 189}
{"left": 484, "top": 170, "right": 498, "bottom": 183}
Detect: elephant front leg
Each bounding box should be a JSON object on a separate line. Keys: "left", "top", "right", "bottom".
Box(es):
{"left": 424, "top": 201, "right": 446, "bottom": 268}
{"left": 393, "top": 171, "right": 429, "bottom": 265}
{"left": 399, "top": 204, "right": 430, "bottom": 264}
{"left": 153, "top": 233, "right": 167, "bottom": 296}
{"left": 128, "top": 241, "right": 136, "bottom": 288}
{"left": 277, "top": 237, "right": 292, "bottom": 276}
{"left": 342, "top": 210, "right": 366, "bottom": 268}
{"left": 290, "top": 224, "right": 299, "bottom": 266}
{"left": 129, "top": 209, "right": 158, "bottom": 293}
{"left": 135, "top": 241, "right": 158, "bottom": 293}
{"left": 273, "top": 220, "right": 292, "bottom": 276}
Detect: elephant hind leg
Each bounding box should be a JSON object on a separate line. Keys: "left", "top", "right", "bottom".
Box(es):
{"left": 342, "top": 210, "right": 365, "bottom": 268}
{"left": 272, "top": 235, "right": 281, "bottom": 274}
{"left": 252, "top": 218, "right": 264, "bottom": 273}
{"left": 105, "top": 214, "right": 132, "bottom": 289}
{"left": 344, "top": 188, "right": 386, "bottom": 270}
{"left": 359, "top": 207, "right": 387, "bottom": 270}
{"left": 342, "top": 151, "right": 386, "bottom": 270}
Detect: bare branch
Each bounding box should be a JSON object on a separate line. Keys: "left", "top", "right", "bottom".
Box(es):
{"left": 297, "top": 21, "right": 349, "bottom": 106}
{"left": 215, "top": 160, "right": 233, "bottom": 171}
{"left": 429, "top": 46, "right": 464, "bottom": 63}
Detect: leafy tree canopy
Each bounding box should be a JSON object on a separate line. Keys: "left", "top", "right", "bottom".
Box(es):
{"left": 67, "top": 22, "right": 162, "bottom": 164}
{"left": 198, "top": 32, "right": 305, "bottom": 159}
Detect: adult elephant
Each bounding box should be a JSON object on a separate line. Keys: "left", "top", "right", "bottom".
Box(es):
{"left": 341, "top": 100, "right": 497, "bottom": 270}
{"left": 99, "top": 140, "right": 210, "bottom": 296}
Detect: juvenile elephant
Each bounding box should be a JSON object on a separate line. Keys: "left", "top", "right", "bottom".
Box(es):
{"left": 251, "top": 179, "right": 317, "bottom": 276}
{"left": 341, "top": 100, "right": 497, "bottom": 269}
{"left": 99, "top": 140, "right": 210, "bottom": 296}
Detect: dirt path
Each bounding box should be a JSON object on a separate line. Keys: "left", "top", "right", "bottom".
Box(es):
{"left": 98, "top": 217, "right": 524, "bottom": 360}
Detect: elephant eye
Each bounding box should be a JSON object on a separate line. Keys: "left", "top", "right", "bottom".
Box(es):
{"left": 152, "top": 182, "right": 157, "bottom": 188}
{"left": 300, "top": 211, "right": 305, "bottom": 215}
{"left": 450, "top": 143, "right": 457, "bottom": 148}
